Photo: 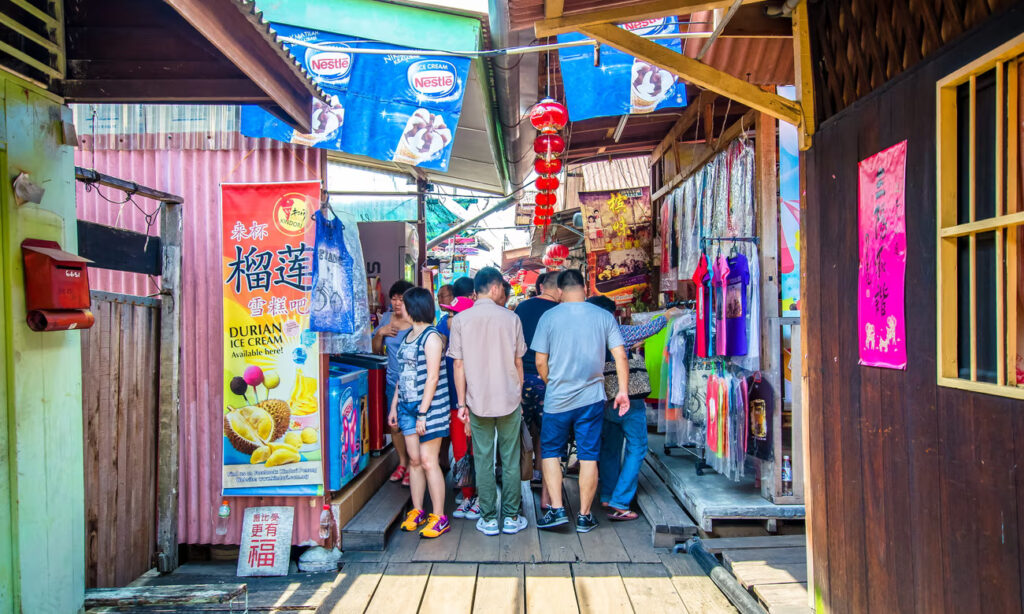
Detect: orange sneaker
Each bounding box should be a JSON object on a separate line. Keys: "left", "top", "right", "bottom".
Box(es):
{"left": 419, "top": 514, "right": 451, "bottom": 538}
{"left": 400, "top": 509, "right": 428, "bottom": 532}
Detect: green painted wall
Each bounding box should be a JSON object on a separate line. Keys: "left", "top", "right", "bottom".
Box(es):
{"left": 0, "top": 72, "right": 84, "bottom": 613}
{"left": 260, "top": 0, "right": 482, "bottom": 52}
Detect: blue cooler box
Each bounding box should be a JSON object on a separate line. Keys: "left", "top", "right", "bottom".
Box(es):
{"left": 327, "top": 363, "right": 370, "bottom": 491}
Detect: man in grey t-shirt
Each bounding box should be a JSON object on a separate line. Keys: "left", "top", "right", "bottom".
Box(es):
{"left": 531, "top": 269, "right": 629, "bottom": 533}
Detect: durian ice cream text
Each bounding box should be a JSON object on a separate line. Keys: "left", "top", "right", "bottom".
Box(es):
{"left": 392, "top": 108, "right": 452, "bottom": 165}
{"left": 630, "top": 60, "right": 675, "bottom": 114}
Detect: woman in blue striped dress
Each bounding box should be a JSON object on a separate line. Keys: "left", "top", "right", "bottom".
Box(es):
{"left": 388, "top": 287, "right": 452, "bottom": 538}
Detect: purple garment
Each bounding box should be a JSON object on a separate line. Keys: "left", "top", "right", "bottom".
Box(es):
{"left": 712, "top": 256, "right": 730, "bottom": 356}
{"left": 725, "top": 253, "right": 750, "bottom": 356}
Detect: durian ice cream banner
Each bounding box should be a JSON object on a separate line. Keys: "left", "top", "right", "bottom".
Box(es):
{"left": 240, "top": 23, "right": 471, "bottom": 172}
{"left": 221, "top": 181, "right": 324, "bottom": 497}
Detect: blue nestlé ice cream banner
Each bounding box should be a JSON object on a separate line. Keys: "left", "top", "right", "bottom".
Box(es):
{"left": 241, "top": 24, "right": 471, "bottom": 171}
{"left": 557, "top": 17, "right": 687, "bottom": 121}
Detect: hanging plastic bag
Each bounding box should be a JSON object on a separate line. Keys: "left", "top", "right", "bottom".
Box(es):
{"left": 310, "top": 209, "right": 356, "bottom": 333}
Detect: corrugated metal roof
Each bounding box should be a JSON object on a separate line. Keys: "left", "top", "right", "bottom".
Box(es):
{"left": 75, "top": 145, "right": 328, "bottom": 546}
{"left": 682, "top": 11, "right": 794, "bottom": 85}
{"left": 560, "top": 155, "right": 649, "bottom": 211}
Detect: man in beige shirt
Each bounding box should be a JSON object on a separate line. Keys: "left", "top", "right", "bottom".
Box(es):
{"left": 449, "top": 267, "right": 528, "bottom": 536}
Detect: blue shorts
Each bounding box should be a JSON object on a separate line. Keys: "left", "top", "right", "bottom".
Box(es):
{"left": 540, "top": 400, "right": 604, "bottom": 462}
{"left": 397, "top": 401, "right": 446, "bottom": 442}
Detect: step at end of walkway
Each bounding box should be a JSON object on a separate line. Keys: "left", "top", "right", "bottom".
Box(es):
{"left": 341, "top": 481, "right": 410, "bottom": 551}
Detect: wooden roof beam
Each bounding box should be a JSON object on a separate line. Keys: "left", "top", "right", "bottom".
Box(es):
{"left": 650, "top": 90, "right": 717, "bottom": 163}
{"left": 579, "top": 22, "right": 802, "bottom": 126}
{"left": 164, "top": 0, "right": 320, "bottom": 132}
{"left": 535, "top": 0, "right": 758, "bottom": 38}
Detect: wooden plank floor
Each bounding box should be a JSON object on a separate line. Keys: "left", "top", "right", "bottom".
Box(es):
{"left": 321, "top": 558, "right": 740, "bottom": 614}
{"left": 316, "top": 477, "right": 738, "bottom": 614}
{"left": 716, "top": 536, "right": 811, "bottom": 613}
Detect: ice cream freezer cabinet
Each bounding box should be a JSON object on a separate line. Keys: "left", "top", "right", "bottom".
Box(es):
{"left": 325, "top": 363, "right": 370, "bottom": 491}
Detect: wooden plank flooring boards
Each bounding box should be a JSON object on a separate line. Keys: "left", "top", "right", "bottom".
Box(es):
{"left": 700, "top": 535, "right": 805, "bottom": 553}
{"left": 720, "top": 547, "right": 807, "bottom": 565}
{"left": 572, "top": 563, "right": 633, "bottom": 614}
{"left": 609, "top": 512, "right": 662, "bottom": 564}
{"left": 533, "top": 483, "right": 585, "bottom": 562}
{"left": 419, "top": 563, "right": 478, "bottom": 614}
{"left": 525, "top": 564, "right": 578, "bottom": 613}
{"left": 617, "top": 563, "right": 687, "bottom": 614}
{"left": 364, "top": 562, "right": 432, "bottom": 614}
{"left": 564, "top": 479, "right": 630, "bottom": 563}
{"left": 412, "top": 493, "right": 462, "bottom": 563}
{"left": 474, "top": 564, "right": 524, "bottom": 614}
{"left": 500, "top": 482, "right": 542, "bottom": 563}
{"left": 658, "top": 553, "right": 737, "bottom": 614}
{"left": 320, "top": 563, "right": 386, "bottom": 614}
{"left": 752, "top": 583, "right": 812, "bottom": 614}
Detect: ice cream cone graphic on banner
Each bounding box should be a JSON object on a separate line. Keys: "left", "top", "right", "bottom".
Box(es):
{"left": 629, "top": 59, "right": 675, "bottom": 114}
{"left": 392, "top": 108, "right": 452, "bottom": 166}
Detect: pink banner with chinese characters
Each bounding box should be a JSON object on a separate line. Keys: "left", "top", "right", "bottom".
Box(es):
{"left": 858, "top": 141, "right": 908, "bottom": 369}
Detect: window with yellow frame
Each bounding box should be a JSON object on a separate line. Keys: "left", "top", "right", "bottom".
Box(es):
{"left": 937, "top": 34, "right": 1024, "bottom": 398}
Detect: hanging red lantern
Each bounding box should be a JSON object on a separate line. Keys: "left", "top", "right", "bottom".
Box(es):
{"left": 534, "top": 158, "right": 563, "bottom": 175}
{"left": 533, "top": 215, "right": 547, "bottom": 226}
{"left": 535, "top": 205, "right": 554, "bottom": 217}
{"left": 536, "top": 176, "right": 560, "bottom": 191}
{"left": 535, "top": 191, "right": 556, "bottom": 206}
{"left": 544, "top": 243, "right": 569, "bottom": 267}
{"left": 534, "top": 134, "right": 565, "bottom": 157}
{"left": 529, "top": 98, "right": 569, "bottom": 134}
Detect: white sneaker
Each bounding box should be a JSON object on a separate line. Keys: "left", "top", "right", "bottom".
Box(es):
{"left": 502, "top": 515, "right": 528, "bottom": 534}
{"left": 476, "top": 518, "right": 500, "bottom": 536}
{"left": 453, "top": 496, "right": 481, "bottom": 519}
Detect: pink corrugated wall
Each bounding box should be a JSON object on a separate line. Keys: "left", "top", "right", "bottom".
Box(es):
{"left": 75, "top": 141, "right": 326, "bottom": 545}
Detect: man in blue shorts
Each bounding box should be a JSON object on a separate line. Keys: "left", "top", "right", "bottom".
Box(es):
{"left": 531, "top": 269, "right": 629, "bottom": 532}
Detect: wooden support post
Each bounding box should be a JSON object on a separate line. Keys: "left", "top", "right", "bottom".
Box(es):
{"left": 791, "top": 0, "right": 815, "bottom": 150}
{"left": 578, "top": 23, "right": 802, "bottom": 126}
{"left": 156, "top": 200, "right": 182, "bottom": 573}
{"left": 754, "top": 111, "right": 786, "bottom": 503}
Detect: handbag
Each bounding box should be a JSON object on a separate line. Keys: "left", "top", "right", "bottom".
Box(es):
{"left": 451, "top": 453, "right": 475, "bottom": 489}
{"left": 603, "top": 351, "right": 652, "bottom": 400}
{"left": 519, "top": 423, "right": 533, "bottom": 481}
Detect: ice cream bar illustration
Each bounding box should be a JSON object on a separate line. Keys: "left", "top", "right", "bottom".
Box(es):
{"left": 630, "top": 60, "right": 675, "bottom": 114}
{"left": 392, "top": 108, "right": 452, "bottom": 165}
{"left": 291, "top": 95, "right": 344, "bottom": 146}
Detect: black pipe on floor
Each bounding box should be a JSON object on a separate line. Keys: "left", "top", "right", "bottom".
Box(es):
{"left": 676, "top": 538, "right": 768, "bottom": 614}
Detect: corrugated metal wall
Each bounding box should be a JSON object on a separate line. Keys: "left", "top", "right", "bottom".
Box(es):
{"left": 75, "top": 136, "right": 325, "bottom": 545}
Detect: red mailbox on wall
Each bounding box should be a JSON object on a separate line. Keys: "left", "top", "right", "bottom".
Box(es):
{"left": 21, "top": 239, "right": 95, "bottom": 331}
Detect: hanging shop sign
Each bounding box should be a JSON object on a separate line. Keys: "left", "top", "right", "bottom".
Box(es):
{"left": 241, "top": 24, "right": 471, "bottom": 171}
{"left": 857, "top": 141, "right": 908, "bottom": 370}
{"left": 221, "top": 181, "right": 324, "bottom": 496}
{"left": 557, "top": 18, "right": 687, "bottom": 121}
{"left": 580, "top": 187, "right": 653, "bottom": 304}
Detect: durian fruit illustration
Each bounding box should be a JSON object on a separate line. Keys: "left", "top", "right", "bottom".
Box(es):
{"left": 224, "top": 400, "right": 292, "bottom": 460}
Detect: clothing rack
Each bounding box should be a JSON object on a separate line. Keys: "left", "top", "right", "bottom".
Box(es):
{"left": 700, "top": 236, "right": 760, "bottom": 247}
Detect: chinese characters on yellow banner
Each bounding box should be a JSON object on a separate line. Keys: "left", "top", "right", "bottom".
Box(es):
{"left": 221, "top": 181, "right": 324, "bottom": 496}
{"left": 580, "top": 187, "right": 653, "bottom": 305}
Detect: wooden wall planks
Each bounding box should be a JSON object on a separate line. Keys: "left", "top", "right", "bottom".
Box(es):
{"left": 81, "top": 296, "right": 160, "bottom": 588}
{"left": 804, "top": 3, "right": 1024, "bottom": 612}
